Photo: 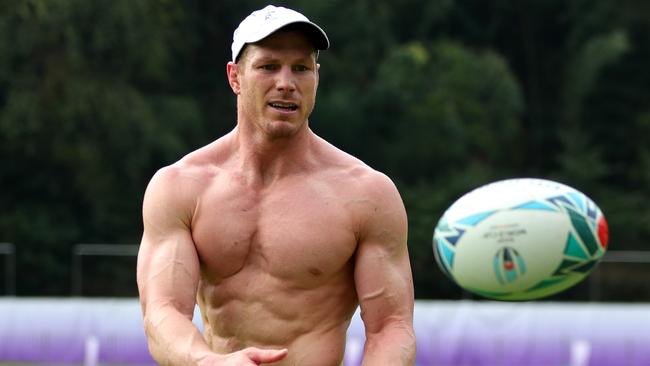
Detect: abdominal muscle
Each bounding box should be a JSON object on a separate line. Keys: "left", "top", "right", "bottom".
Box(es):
{"left": 196, "top": 263, "right": 358, "bottom": 366}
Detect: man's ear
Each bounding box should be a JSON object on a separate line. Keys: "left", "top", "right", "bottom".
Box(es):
{"left": 227, "top": 61, "right": 241, "bottom": 95}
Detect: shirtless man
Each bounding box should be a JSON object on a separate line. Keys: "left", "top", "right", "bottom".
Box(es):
{"left": 136, "top": 5, "right": 415, "bottom": 366}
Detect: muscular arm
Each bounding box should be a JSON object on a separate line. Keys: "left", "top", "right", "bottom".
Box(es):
{"left": 354, "top": 173, "right": 416, "bottom": 365}
{"left": 136, "top": 167, "right": 214, "bottom": 365}
{"left": 137, "top": 167, "right": 286, "bottom": 366}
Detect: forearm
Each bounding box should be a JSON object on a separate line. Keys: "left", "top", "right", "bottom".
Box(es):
{"left": 143, "top": 305, "right": 213, "bottom": 366}
{"left": 361, "top": 324, "right": 416, "bottom": 366}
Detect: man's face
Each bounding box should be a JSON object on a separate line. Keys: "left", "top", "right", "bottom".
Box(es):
{"left": 229, "top": 30, "right": 319, "bottom": 140}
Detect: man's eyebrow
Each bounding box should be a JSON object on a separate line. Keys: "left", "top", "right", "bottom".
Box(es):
{"left": 246, "top": 57, "right": 276, "bottom": 67}
{"left": 294, "top": 56, "right": 316, "bottom": 63}
{"left": 252, "top": 55, "right": 278, "bottom": 62}
{"left": 252, "top": 55, "right": 315, "bottom": 64}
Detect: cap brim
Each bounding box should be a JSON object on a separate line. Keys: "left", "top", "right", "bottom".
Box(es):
{"left": 289, "top": 21, "right": 330, "bottom": 51}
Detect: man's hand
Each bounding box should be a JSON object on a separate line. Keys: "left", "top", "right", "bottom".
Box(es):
{"left": 198, "top": 347, "right": 288, "bottom": 365}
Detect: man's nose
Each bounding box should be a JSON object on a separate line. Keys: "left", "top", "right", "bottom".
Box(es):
{"left": 275, "top": 67, "right": 296, "bottom": 92}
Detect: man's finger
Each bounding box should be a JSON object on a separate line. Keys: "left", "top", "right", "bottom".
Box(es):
{"left": 244, "top": 347, "right": 288, "bottom": 363}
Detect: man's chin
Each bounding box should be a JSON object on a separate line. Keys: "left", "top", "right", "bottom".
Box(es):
{"left": 264, "top": 120, "right": 304, "bottom": 140}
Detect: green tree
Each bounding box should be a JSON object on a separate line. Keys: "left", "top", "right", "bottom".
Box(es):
{"left": 1, "top": 0, "right": 648, "bottom": 299}
{"left": 0, "top": 0, "right": 202, "bottom": 294}
{"left": 364, "top": 40, "right": 525, "bottom": 298}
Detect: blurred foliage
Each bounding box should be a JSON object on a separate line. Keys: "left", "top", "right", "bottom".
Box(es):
{"left": 0, "top": 0, "right": 648, "bottom": 299}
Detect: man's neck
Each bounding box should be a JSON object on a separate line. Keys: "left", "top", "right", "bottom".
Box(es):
{"left": 228, "top": 124, "right": 315, "bottom": 188}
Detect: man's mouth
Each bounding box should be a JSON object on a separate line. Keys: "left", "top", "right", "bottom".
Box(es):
{"left": 269, "top": 101, "right": 298, "bottom": 112}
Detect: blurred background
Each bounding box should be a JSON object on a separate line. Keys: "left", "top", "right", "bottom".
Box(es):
{"left": 0, "top": 0, "right": 649, "bottom": 364}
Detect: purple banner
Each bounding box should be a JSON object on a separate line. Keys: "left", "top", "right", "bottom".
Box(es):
{"left": 348, "top": 301, "right": 650, "bottom": 366}
{"left": 1, "top": 299, "right": 649, "bottom": 365}
{"left": 0, "top": 298, "right": 154, "bottom": 364}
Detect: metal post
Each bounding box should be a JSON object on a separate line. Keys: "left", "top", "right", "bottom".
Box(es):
{"left": 588, "top": 250, "right": 650, "bottom": 301}
{"left": 588, "top": 266, "right": 601, "bottom": 301}
{"left": 72, "top": 247, "right": 82, "bottom": 296}
{"left": 601, "top": 250, "right": 650, "bottom": 263}
{"left": 71, "top": 244, "right": 139, "bottom": 296}
{"left": 0, "top": 243, "right": 16, "bottom": 295}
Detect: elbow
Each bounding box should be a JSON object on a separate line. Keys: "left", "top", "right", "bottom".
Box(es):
{"left": 364, "top": 320, "right": 417, "bottom": 363}
{"left": 393, "top": 322, "right": 417, "bottom": 360}
{"left": 141, "top": 317, "right": 164, "bottom": 363}
{"left": 141, "top": 309, "right": 179, "bottom": 366}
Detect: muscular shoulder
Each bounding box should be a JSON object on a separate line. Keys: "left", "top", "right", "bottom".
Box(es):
{"left": 313, "top": 137, "right": 406, "bottom": 228}
{"left": 151, "top": 137, "right": 231, "bottom": 190}
{"left": 348, "top": 165, "right": 405, "bottom": 224}
{"left": 142, "top": 166, "right": 199, "bottom": 231}
{"left": 143, "top": 142, "right": 226, "bottom": 227}
{"left": 339, "top": 162, "right": 408, "bottom": 253}
{"left": 316, "top": 137, "right": 400, "bottom": 200}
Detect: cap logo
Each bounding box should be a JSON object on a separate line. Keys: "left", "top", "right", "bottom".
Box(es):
{"left": 264, "top": 8, "right": 277, "bottom": 21}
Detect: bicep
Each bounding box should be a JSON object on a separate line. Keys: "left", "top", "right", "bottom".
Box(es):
{"left": 354, "top": 178, "right": 414, "bottom": 334}
{"left": 137, "top": 230, "right": 200, "bottom": 318}
{"left": 136, "top": 170, "right": 200, "bottom": 319}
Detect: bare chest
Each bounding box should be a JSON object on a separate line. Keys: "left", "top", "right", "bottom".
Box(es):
{"left": 191, "top": 178, "right": 359, "bottom": 283}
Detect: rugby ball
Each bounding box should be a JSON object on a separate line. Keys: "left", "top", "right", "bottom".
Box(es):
{"left": 433, "top": 178, "right": 609, "bottom": 301}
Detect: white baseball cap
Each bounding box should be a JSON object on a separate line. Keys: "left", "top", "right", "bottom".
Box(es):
{"left": 231, "top": 5, "right": 330, "bottom": 62}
